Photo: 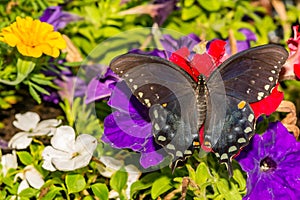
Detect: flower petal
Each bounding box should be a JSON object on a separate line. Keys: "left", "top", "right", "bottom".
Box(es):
{"left": 18, "top": 180, "right": 30, "bottom": 194}
{"left": 50, "top": 126, "right": 76, "bottom": 152}
{"left": 13, "top": 112, "right": 40, "bottom": 131}
{"left": 1, "top": 151, "right": 18, "bottom": 176}
{"left": 8, "top": 132, "right": 32, "bottom": 149}
{"left": 24, "top": 166, "right": 44, "bottom": 189}
{"left": 42, "top": 146, "right": 60, "bottom": 171}
{"left": 34, "top": 119, "right": 61, "bottom": 135}
{"left": 250, "top": 84, "right": 283, "bottom": 118}
{"left": 72, "top": 134, "right": 97, "bottom": 169}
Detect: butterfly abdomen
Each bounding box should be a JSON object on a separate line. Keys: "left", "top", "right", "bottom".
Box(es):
{"left": 196, "top": 75, "right": 209, "bottom": 128}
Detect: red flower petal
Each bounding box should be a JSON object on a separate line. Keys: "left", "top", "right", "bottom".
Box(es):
{"left": 207, "top": 39, "right": 226, "bottom": 65}
{"left": 250, "top": 84, "right": 284, "bottom": 118}
{"left": 169, "top": 47, "right": 199, "bottom": 81}
{"left": 190, "top": 53, "right": 215, "bottom": 77}
{"left": 294, "top": 64, "right": 300, "bottom": 79}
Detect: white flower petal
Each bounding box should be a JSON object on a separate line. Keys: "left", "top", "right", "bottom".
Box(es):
{"left": 109, "top": 190, "right": 119, "bottom": 199}
{"left": 1, "top": 151, "right": 18, "bottom": 176}
{"left": 52, "top": 157, "right": 77, "bottom": 171}
{"left": 18, "top": 180, "right": 29, "bottom": 194}
{"left": 35, "top": 119, "right": 61, "bottom": 135}
{"left": 8, "top": 132, "right": 32, "bottom": 149}
{"left": 75, "top": 134, "right": 97, "bottom": 155}
{"left": 24, "top": 166, "right": 44, "bottom": 189}
{"left": 99, "top": 156, "right": 124, "bottom": 178}
{"left": 51, "top": 126, "right": 76, "bottom": 152}
{"left": 125, "top": 165, "right": 141, "bottom": 199}
{"left": 42, "top": 146, "right": 72, "bottom": 171}
{"left": 52, "top": 134, "right": 97, "bottom": 171}
{"left": 13, "top": 112, "right": 40, "bottom": 131}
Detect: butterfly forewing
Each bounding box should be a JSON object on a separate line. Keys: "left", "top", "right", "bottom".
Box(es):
{"left": 110, "top": 54, "right": 201, "bottom": 164}
{"left": 209, "top": 44, "right": 288, "bottom": 102}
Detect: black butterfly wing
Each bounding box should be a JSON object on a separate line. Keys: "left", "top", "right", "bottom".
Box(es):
{"left": 210, "top": 44, "right": 288, "bottom": 102}
{"left": 110, "top": 54, "right": 201, "bottom": 165}
{"left": 205, "top": 44, "right": 288, "bottom": 175}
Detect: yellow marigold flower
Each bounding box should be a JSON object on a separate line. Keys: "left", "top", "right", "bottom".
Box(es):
{"left": 0, "top": 16, "right": 66, "bottom": 58}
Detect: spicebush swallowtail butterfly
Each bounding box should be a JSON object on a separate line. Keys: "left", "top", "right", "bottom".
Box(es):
{"left": 109, "top": 44, "right": 288, "bottom": 176}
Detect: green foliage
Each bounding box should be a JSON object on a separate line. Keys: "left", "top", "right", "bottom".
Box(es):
{"left": 91, "top": 183, "right": 109, "bottom": 199}
{"left": 65, "top": 174, "right": 87, "bottom": 194}
{"left": 1, "top": 0, "right": 300, "bottom": 199}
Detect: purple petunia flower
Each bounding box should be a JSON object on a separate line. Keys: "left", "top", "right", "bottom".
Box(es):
{"left": 40, "top": 6, "right": 82, "bottom": 30}
{"left": 236, "top": 122, "right": 300, "bottom": 199}
{"left": 85, "top": 66, "right": 121, "bottom": 104}
{"left": 102, "top": 82, "right": 164, "bottom": 168}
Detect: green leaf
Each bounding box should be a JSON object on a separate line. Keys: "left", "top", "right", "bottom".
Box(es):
{"left": 63, "top": 61, "right": 82, "bottom": 67}
{"left": 110, "top": 168, "right": 128, "bottom": 194}
{"left": 0, "top": 58, "right": 35, "bottom": 85}
{"left": 151, "top": 176, "right": 172, "bottom": 199}
{"left": 91, "top": 183, "right": 109, "bottom": 200}
{"left": 195, "top": 162, "right": 210, "bottom": 185}
{"left": 28, "top": 84, "right": 41, "bottom": 104}
{"left": 65, "top": 174, "right": 86, "bottom": 194}
{"left": 19, "top": 187, "right": 38, "bottom": 198}
{"left": 198, "top": 0, "right": 221, "bottom": 11}
{"left": 130, "top": 172, "right": 161, "bottom": 198}
{"left": 17, "top": 151, "right": 33, "bottom": 165}
{"left": 186, "top": 164, "right": 196, "bottom": 181}
{"left": 41, "top": 187, "right": 63, "bottom": 200}
{"left": 182, "top": 6, "right": 202, "bottom": 21}
{"left": 233, "top": 169, "right": 246, "bottom": 190}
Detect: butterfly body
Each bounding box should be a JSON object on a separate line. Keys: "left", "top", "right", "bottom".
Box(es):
{"left": 109, "top": 44, "right": 288, "bottom": 175}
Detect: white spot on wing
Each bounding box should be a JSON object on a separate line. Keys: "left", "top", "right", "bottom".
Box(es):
{"left": 176, "top": 151, "right": 183, "bottom": 157}
{"left": 221, "top": 153, "right": 228, "bottom": 160}
{"left": 248, "top": 114, "right": 254, "bottom": 122}
{"left": 154, "top": 123, "right": 160, "bottom": 131}
{"left": 269, "top": 77, "right": 274, "bottom": 82}
{"left": 138, "top": 92, "right": 143, "bottom": 98}
{"left": 238, "top": 137, "right": 247, "bottom": 144}
{"left": 228, "top": 146, "right": 237, "bottom": 153}
{"left": 244, "top": 127, "right": 252, "bottom": 133}
{"left": 158, "top": 135, "right": 166, "bottom": 141}
{"left": 166, "top": 144, "right": 175, "bottom": 150}
{"left": 264, "top": 85, "right": 270, "bottom": 91}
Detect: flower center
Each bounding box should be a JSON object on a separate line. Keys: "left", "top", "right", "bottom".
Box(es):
{"left": 260, "top": 156, "right": 277, "bottom": 172}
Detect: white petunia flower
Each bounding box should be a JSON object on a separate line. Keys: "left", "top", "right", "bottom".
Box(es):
{"left": 14, "top": 165, "right": 45, "bottom": 194}
{"left": 100, "top": 156, "right": 141, "bottom": 199}
{"left": 42, "top": 125, "right": 97, "bottom": 171}
{"left": 1, "top": 151, "right": 18, "bottom": 176}
{"left": 8, "top": 112, "right": 61, "bottom": 149}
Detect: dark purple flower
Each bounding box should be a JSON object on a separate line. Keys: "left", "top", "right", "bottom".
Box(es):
{"left": 102, "top": 82, "right": 164, "bottom": 168}
{"left": 40, "top": 6, "right": 82, "bottom": 30}
{"left": 225, "top": 28, "right": 257, "bottom": 55}
{"left": 236, "top": 122, "right": 300, "bottom": 199}
{"left": 85, "top": 66, "right": 121, "bottom": 104}
{"left": 152, "top": 0, "right": 179, "bottom": 26}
